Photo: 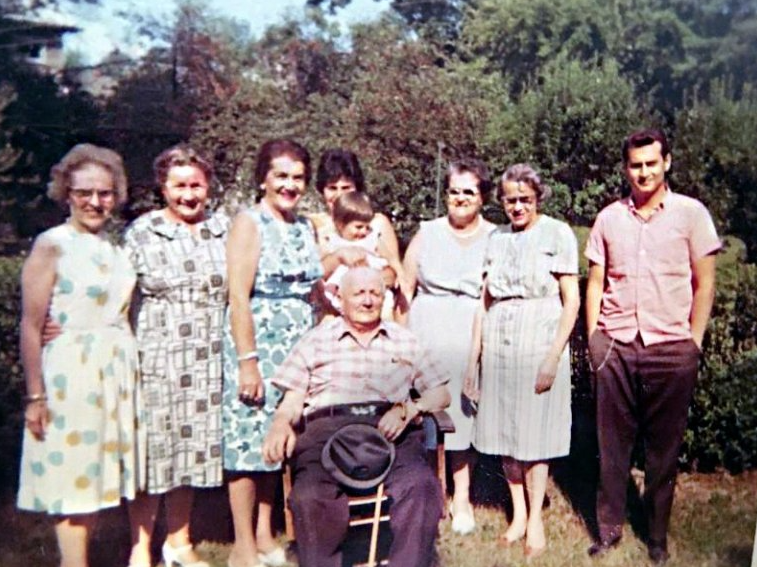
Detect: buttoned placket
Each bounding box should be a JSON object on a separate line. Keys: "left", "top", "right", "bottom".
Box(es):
{"left": 628, "top": 201, "right": 664, "bottom": 347}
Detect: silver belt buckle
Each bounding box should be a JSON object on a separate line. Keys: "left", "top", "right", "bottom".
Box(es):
{"left": 349, "top": 404, "right": 376, "bottom": 416}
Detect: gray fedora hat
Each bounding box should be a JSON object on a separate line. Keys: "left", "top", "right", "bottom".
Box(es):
{"left": 321, "top": 423, "right": 396, "bottom": 490}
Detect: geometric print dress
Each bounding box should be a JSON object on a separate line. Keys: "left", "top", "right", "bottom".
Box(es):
{"left": 222, "top": 207, "right": 323, "bottom": 472}
{"left": 17, "top": 223, "right": 143, "bottom": 514}
{"left": 473, "top": 215, "right": 578, "bottom": 461}
{"left": 124, "top": 210, "right": 229, "bottom": 493}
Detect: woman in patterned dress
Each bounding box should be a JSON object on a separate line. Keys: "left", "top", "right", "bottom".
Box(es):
{"left": 124, "top": 146, "right": 227, "bottom": 567}
{"left": 403, "top": 158, "right": 495, "bottom": 535}
{"left": 465, "top": 164, "right": 580, "bottom": 558}
{"left": 17, "top": 144, "right": 141, "bottom": 567}
{"left": 223, "top": 140, "right": 323, "bottom": 567}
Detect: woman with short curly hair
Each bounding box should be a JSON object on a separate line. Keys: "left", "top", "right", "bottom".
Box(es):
{"left": 124, "top": 144, "right": 228, "bottom": 567}
{"left": 18, "top": 144, "right": 142, "bottom": 567}
{"left": 466, "top": 163, "right": 580, "bottom": 558}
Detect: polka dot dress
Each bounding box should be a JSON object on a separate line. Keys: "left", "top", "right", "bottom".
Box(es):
{"left": 17, "top": 224, "right": 144, "bottom": 515}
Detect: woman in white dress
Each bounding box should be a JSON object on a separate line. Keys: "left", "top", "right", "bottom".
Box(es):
{"left": 466, "top": 164, "right": 580, "bottom": 558}
{"left": 403, "top": 158, "right": 495, "bottom": 534}
{"left": 17, "top": 144, "right": 142, "bottom": 567}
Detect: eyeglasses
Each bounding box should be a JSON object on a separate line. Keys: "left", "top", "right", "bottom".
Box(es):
{"left": 69, "top": 188, "right": 116, "bottom": 201}
{"left": 503, "top": 196, "right": 536, "bottom": 206}
{"left": 447, "top": 188, "right": 480, "bottom": 199}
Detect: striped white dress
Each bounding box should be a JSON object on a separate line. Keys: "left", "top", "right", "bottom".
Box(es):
{"left": 472, "top": 215, "right": 578, "bottom": 461}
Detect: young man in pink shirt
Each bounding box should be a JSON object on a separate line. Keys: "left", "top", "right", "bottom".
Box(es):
{"left": 585, "top": 129, "right": 721, "bottom": 564}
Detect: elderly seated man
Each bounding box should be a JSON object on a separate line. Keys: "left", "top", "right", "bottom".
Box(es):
{"left": 262, "top": 266, "right": 451, "bottom": 567}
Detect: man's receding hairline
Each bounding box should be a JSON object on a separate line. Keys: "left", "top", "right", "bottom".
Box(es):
{"left": 341, "top": 267, "right": 383, "bottom": 293}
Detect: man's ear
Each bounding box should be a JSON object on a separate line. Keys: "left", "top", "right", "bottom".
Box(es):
{"left": 663, "top": 153, "right": 672, "bottom": 172}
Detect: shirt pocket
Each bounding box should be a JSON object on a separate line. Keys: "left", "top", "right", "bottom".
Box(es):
{"left": 376, "top": 356, "right": 415, "bottom": 397}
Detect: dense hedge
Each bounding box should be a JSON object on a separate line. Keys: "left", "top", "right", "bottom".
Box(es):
{"left": 0, "top": 255, "right": 23, "bottom": 494}
{"left": 0, "top": 236, "right": 756, "bottom": 498}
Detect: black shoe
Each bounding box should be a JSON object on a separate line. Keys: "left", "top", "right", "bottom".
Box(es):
{"left": 587, "top": 534, "right": 621, "bottom": 557}
{"left": 648, "top": 545, "right": 669, "bottom": 565}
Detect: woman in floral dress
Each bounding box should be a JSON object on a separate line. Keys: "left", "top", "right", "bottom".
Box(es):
{"left": 223, "top": 139, "right": 323, "bottom": 567}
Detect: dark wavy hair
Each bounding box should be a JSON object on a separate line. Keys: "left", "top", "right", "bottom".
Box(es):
{"left": 622, "top": 128, "right": 670, "bottom": 164}
{"left": 315, "top": 149, "right": 366, "bottom": 195}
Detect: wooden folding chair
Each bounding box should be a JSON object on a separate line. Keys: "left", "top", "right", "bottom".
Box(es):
{"left": 282, "top": 410, "right": 455, "bottom": 567}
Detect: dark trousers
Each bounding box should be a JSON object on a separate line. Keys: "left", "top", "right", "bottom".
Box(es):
{"left": 590, "top": 331, "right": 699, "bottom": 548}
{"left": 288, "top": 415, "right": 443, "bottom": 567}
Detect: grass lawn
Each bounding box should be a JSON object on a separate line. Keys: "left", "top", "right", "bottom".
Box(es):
{"left": 1, "top": 469, "right": 755, "bottom": 567}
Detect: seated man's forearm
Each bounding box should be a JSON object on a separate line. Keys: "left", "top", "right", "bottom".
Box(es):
{"left": 417, "top": 385, "right": 450, "bottom": 414}
{"left": 274, "top": 390, "right": 306, "bottom": 425}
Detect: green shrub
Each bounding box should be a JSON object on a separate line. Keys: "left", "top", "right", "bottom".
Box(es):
{"left": 0, "top": 255, "right": 23, "bottom": 493}
{"left": 682, "top": 351, "right": 757, "bottom": 472}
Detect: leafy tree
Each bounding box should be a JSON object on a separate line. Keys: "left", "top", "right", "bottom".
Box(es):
{"left": 481, "top": 56, "right": 648, "bottom": 226}
{"left": 191, "top": 17, "right": 499, "bottom": 241}
{"left": 98, "top": 0, "right": 256, "bottom": 218}
{"left": 305, "top": 0, "right": 471, "bottom": 45}
{"left": 459, "top": 0, "right": 757, "bottom": 118}
{"left": 0, "top": 54, "right": 101, "bottom": 239}
{"left": 673, "top": 82, "right": 757, "bottom": 259}
{"left": 460, "top": 0, "right": 617, "bottom": 96}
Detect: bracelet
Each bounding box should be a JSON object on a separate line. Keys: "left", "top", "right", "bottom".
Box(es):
{"left": 24, "top": 393, "right": 47, "bottom": 404}
{"left": 237, "top": 350, "right": 259, "bottom": 362}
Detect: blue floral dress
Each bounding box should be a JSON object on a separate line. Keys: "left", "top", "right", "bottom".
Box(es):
{"left": 222, "top": 208, "right": 322, "bottom": 471}
{"left": 17, "top": 224, "right": 143, "bottom": 514}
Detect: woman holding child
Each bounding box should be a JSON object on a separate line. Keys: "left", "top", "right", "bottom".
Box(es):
{"left": 402, "top": 158, "right": 495, "bottom": 535}
{"left": 223, "top": 139, "right": 323, "bottom": 567}
{"left": 310, "top": 149, "right": 404, "bottom": 316}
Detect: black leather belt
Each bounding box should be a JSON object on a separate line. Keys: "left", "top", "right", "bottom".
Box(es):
{"left": 303, "top": 402, "right": 394, "bottom": 424}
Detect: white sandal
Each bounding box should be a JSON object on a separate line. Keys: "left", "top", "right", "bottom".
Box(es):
{"left": 258, "top": 547, "right": 287, "bottom": 567}
{"left": 161, "top": 542, "right": 209, "bottom": 567}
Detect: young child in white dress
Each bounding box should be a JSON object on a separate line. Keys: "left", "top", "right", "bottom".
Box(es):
{"left": 322, "top": 192, "right": 400, "bottom": 319}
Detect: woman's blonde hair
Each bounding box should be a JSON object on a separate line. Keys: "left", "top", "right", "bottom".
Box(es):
{"left": 47, "top": 144, "right": 128, "bottom": 206}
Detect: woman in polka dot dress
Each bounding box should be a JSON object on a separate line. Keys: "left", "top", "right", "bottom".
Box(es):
{"left": 17, "top": 145, "right": 143, "bottom": 567}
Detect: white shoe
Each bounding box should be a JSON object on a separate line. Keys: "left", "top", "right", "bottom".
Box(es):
{"left": 258, "top": 547, "right": 287, "bottom": 567}
{"left": 161, "top": 542, "right": 209, "bottom": 567}
{"left": 449, "top": 503, "right": 476, "bottom": 535}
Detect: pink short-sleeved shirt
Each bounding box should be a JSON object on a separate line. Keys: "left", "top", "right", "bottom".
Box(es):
{"left": 585, "top": 191, "right": 721, "bottom": 345}
{"left": 273, "top": 317, "right": 449, "bottom": 414}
